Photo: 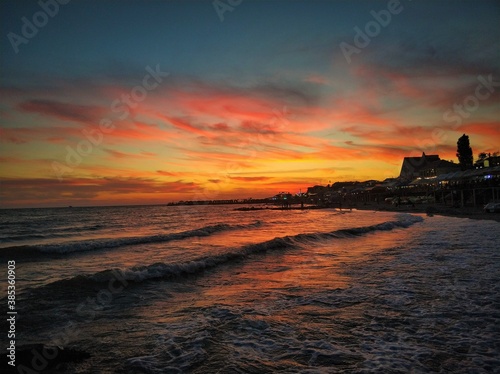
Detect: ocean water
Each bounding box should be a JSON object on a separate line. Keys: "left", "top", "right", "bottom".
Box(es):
{"left": 1, "top": 205, "right": 499, "bottom": 373}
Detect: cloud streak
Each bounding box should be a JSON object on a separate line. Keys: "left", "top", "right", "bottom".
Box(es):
{"left": 1, "top": 0, "right": 499, "bottom": 207}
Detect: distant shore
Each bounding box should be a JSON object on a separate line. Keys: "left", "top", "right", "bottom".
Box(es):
{"left": 353, "top": 202, "right": 500, "bottom": 223}
{"left": 233, "top": 203, "right": 500, "bottom": 223}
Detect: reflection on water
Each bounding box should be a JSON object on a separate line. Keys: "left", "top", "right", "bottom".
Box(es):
{"left": 2, "top": 207, "right": 499, "bottom": 372}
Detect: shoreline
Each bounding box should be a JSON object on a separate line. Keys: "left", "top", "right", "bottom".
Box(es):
{"left": 234, "top": 203, "right": 500, "bottom": 223}
{"left": 353, "top": 202, "right": 500, "bottom": 223}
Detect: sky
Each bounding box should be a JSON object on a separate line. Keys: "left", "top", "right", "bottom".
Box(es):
{"left": 1, "top": 0, "right": 499, "bottom": 208}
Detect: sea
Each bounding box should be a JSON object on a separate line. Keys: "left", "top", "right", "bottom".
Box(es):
{"left": 0, "top": 205, "right": 499, "bottom": 373}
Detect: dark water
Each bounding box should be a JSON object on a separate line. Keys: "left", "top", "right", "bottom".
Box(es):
{"left": 1, "top": 205, "right": 499, "bottom": 373}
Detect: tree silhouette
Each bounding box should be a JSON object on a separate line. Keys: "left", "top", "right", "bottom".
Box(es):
{"left": 456, "top": 134, "right": 473, "bottom": 170}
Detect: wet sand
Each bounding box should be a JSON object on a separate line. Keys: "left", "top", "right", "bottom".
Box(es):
{"left": 353, "top": 203, "right": 500, "bottom": 223}
{"left": 236, "top": 203, "right": 500, "bottom": 223}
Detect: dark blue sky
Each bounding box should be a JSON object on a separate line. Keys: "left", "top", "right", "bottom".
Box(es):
{"left": 3, "top": 1, "right": 497, "bottom": 82}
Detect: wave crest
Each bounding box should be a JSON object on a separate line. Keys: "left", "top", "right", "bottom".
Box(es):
{"left": 38, "top": 215, "right": 423, "bottom": 290}
{"left": 35, "top": 221, "right": 262, "bottom": 254}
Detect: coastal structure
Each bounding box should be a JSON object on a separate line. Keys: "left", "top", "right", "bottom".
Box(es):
{"left": 399, "top": 152, "right": 440, "bottom": 180}
{"left": 419, "top": 159, "right": 460, "bottom": 178}
{"left": 168, "top": 152, "right": 499, "bottom": 209}
{"left": 475, "top": 154, "right": 500, "bottom": 169}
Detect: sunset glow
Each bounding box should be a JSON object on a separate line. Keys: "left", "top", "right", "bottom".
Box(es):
{"left": 1, "top": 0, "right": 499, "bottom": 208}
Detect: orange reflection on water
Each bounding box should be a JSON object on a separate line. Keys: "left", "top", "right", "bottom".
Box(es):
{"left": 199, "top": 227, "right": 413, "bottom": 307}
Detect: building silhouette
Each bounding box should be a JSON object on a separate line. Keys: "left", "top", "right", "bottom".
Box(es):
{"left": 399, "top": 152, "right": 440, "bottom": 180}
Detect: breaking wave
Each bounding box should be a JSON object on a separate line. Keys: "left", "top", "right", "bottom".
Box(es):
{"left": 39, "top": 215, "right": 423, "bottom": 291}
{"left": 0, "top": 221, "right": 262, "bottom": 258}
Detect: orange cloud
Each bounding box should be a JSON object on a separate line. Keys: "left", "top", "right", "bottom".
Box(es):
{"left": 229, "top": 176, "right": 272, "bottom": 182}
{"left": 2, "top": 67, "right": 498, "bottom": 208}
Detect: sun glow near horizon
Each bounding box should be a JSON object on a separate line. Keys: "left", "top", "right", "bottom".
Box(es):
{"left": 1, "top": 0, "right": 499, "bottom": 208}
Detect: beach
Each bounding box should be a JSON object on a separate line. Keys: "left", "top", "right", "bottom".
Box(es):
{"left": 353, "top": 203, "right": 500, "bottom": 223}
{"left": 1, "top": 205, "right": 499, "bottom": 373}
